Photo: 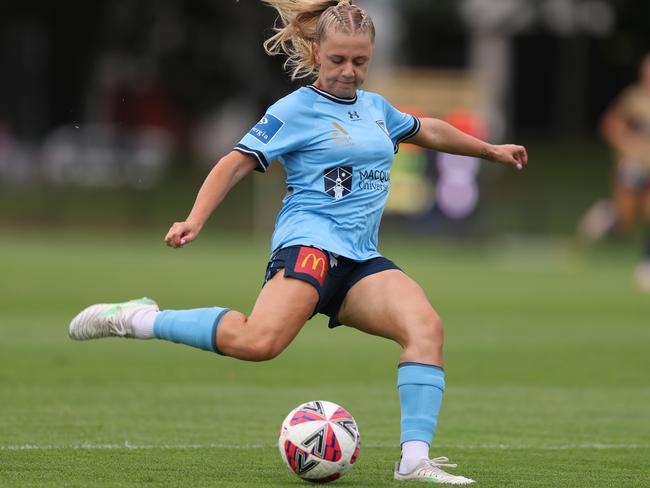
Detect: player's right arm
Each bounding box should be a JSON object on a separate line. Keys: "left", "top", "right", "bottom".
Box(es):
{"left": 164, "top": 151, "right": 257, "bottom": 248}
{"left": 165, "top": 92, "right": 304, "bottom": 248}
{"left": 600, "top": 89, "right": 643, "bottom": 160}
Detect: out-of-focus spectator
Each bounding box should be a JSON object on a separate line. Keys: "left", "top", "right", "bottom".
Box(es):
{"left": 579, "top": 53, "right": 650, "bottom": 291}
{"left": 435, "top": 110, "right": 487, "bottom": 220}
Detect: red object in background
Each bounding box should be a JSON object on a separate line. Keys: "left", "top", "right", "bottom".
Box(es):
{"left": 393, "top": 107, "right": 488, "bottom": 152}
{"left": 395, "top": 106, "right": 426, "bottom": 153}
{"left": 111, "top": 79, "right": 185, "bottom": 136}
{"left": 443, "top": 110, "right": 487, "bottom": 139}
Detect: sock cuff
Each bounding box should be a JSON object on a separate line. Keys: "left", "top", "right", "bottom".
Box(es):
{"left": 397, "top": 362, "right": 445, "bottom": 391}
{"left": 211, "top": 308, "right": 230, "bottom": 355}
{"left": 154, "top": 307, "right": 229, "bottom": 354}
{"left": 398, "top": 361, "right": 444, "bottom": 371}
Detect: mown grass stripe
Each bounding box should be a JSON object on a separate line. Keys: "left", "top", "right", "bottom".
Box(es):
{"left": 1, "top": 443, "right": 648, "bottom": 451}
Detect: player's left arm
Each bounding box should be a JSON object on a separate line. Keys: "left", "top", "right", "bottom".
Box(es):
{"left": 406, "top": 117, "right": 528, "bottom": 169}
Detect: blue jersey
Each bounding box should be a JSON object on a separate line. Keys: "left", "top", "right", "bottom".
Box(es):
{"left": 235, "top": 85, "right": 420, "bottom": 260}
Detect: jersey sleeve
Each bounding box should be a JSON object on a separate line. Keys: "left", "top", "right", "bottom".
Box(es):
{"left": 380, "top": 96, "right": 421, "bottom": 153}
{"left": 234, "top": 96, "right": 307, "bottom": 173}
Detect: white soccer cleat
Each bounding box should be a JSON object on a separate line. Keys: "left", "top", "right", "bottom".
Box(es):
{"left": 394, "top": 457, "right": 476, "bottom": 484}
{"left": 69, "top": 298, "right": 159, "bottom": 340}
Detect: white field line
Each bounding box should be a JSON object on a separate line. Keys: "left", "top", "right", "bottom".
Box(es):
{"left": 1, "top": 442, "right": 648, "bottom": 451}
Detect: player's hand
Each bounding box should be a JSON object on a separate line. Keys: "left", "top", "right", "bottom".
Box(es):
{"left": 164, "top": 220, "right": 202, "bottom": 248}
{"left": 488, "top": 144, "right": 528, "bottom": 170}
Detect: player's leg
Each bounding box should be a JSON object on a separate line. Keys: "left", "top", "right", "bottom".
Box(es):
{"left": 577, "top": 198, "right": 616, "bottom": 241}
{"left": 635, "top": 185, "right": 650, "bottom": 291}
{"left": 69, "top": 269, "right": 318, "bottom": 361}
{"left": 337, "top": 269, "right": 474, "bottom": 484}
{"left": 215, "top": 269, "right": 318, "bottom": 360}
{"left": 613, "top": 175, "right": 638, "bottom": 235}
{"left": 338, "top": 269, "right": 443, "bottom": 365}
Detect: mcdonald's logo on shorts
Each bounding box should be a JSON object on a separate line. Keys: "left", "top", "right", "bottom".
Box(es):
{"left": 294, "top": 247, "right": 328, "bottom": 286}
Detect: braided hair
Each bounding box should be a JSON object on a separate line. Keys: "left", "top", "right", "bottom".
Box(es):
{"left": 262, "top": 0, "right": 375, "bottom": 80}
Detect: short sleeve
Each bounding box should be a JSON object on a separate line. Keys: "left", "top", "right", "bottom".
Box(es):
{"left": 380, "top": 97, "right": 421, "bottom": 153}
{"left": 234, "top": 95, "right": 307, "bottom": 173}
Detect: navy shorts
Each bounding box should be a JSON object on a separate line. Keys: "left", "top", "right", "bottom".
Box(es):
{"left": 263, "top": 245, "right": 401, "bottom": 328}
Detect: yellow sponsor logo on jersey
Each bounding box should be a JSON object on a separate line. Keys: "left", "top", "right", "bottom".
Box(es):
{"left": 330, "top": 122, "right": 353, "bottom": 146}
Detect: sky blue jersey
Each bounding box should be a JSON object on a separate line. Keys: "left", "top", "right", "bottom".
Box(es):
{"left": 235, "top": 85, "right": 420, "bottom": 261}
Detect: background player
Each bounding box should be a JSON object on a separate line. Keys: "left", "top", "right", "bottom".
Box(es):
{"left": 580, "top": 52, "right": 650, "bottom": 290}
{"left": 69, "top": 0, "right": 527, "bottom": 484}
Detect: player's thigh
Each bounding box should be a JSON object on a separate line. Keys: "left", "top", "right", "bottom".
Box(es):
{"left": 337, "top": 269, "right": 441, "bottom": 348}
{"left": 217, "top": 269, "right": 319, "bottom": 356}
{"left": 249, "top": 268, "right": 319, "bottom": 337}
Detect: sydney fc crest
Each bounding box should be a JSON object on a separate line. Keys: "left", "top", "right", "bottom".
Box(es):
{"left": 376, "top": 119, "right": 389, "bottom": 136}
{"left": 324, "top": 166, "right": 352, "bottom": 200}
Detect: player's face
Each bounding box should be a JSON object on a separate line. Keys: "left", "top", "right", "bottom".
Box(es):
{"left": 313, "top": 31, "right": 373, "bottom": 98}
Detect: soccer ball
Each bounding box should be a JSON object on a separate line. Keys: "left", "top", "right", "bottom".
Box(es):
{"left": 278, "top": 400, "right": 360, "bottom": 483}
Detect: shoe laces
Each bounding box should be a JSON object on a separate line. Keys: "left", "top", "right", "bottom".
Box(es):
{"left": 102, "top": 308, "right": 126, "bottom": 336}
{"left": 107, "top": 317, "right": 126, "bottom": 335}
{"left": 413, "top": 457, "right": 463, "bottom": 481}
{"left": 425, "top": 457, "right": 458, "bottom": 469}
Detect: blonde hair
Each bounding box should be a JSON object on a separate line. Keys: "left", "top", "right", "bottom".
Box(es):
{"left": 261, "top": 0, "right": 375, "bottom": 80}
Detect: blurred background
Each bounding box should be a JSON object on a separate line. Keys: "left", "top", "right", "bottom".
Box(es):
{"left": 0, "top": 0, "right": 648, "bottom": 239}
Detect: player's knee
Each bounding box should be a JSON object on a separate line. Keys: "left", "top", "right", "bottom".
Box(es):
{"left": 218, "top": 314, "right": 285, "bottom": 361}
{"left": 246, "top": 335, "right": 285, "bottom": 362}
{"left": 423, "top": 313, "right": 444, "bottom": 347}
{"left": 405, "top": 311, "right": 444, "bottom": 352}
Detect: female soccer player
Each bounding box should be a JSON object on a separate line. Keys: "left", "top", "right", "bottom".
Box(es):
{"left": 594, "top": 53, "right": 650, "bottom": 290}
{"left": 69, "top": 1, "right": 527, "bottom": 483}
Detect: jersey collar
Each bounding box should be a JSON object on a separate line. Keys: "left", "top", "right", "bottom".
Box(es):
{"left": 308, "top": 85, "right": 358, "bottom": 105}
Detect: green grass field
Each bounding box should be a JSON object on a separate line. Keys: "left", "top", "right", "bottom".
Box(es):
{"left": 1, "top": 231, "right": 649, "bottom": 487}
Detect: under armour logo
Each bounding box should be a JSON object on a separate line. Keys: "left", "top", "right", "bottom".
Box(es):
{"left": 348, "top": 111, "right": 360, "bottom": 120}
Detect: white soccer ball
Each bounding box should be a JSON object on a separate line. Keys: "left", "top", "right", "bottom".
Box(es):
{"left": 278, "top": 400, "right": 361, "bottom": 483}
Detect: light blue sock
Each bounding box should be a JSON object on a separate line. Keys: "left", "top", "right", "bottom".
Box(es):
{"left": 154, "top": 307, "right": 229, "bottom": 355}
{"left": 397, "top": 362, "right": 445, "bottom": 445}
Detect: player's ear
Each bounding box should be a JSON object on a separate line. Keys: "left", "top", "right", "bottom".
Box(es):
{"left": 313, "top": 41, "right": 321, "bottom": 66}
